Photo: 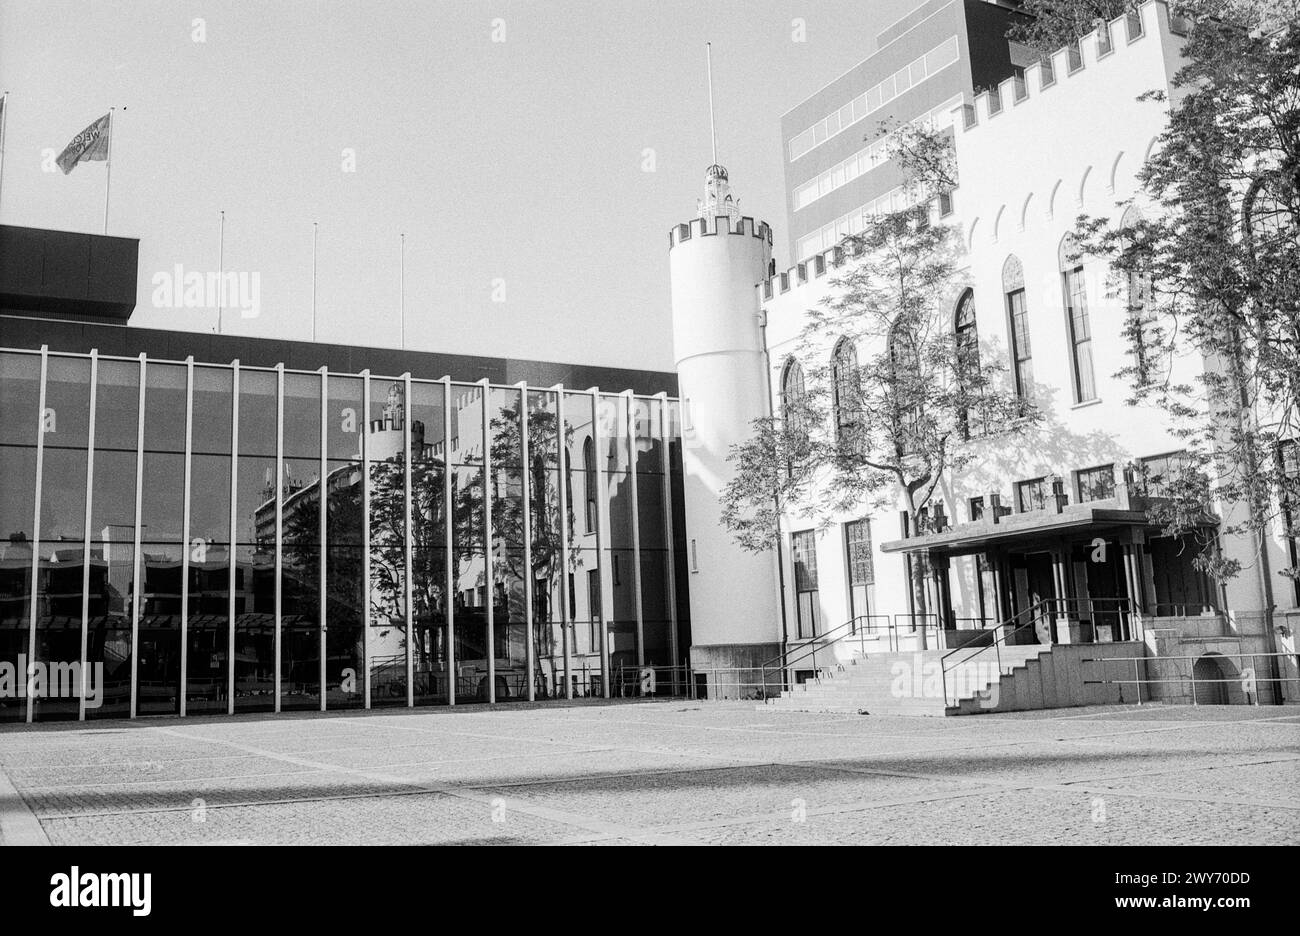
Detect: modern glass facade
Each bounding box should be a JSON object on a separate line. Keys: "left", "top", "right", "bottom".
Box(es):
{"left": 0, "top": 347, "right": 688, "bottom": 722}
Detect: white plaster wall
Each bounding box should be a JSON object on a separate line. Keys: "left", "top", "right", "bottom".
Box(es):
{"left": 669, "top": 222, "right": 782, "bottom": 647}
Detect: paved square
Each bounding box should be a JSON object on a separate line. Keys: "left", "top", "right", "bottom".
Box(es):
{"left": 1, "top": 702, "right": 1297, "bottom": 845}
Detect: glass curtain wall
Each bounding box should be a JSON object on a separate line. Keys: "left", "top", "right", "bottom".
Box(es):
{"left": 87, "top": 358, "right": 140, "bottom": 718}
{"left": 138, "top": 362, "right": 187, "bottom": 716}
{"left": 325, "top": 374, "right": 364, "bottom": 709}
{"left": 235, "top": 368, "right": 280, "bottom": 712}
{"left": 31, "top": 355, "right": 91, "bottom": 720}
{"left": 0, "top": 348, "right": 683, "bottom": 719}
{"left": 409, "top": 379, "right": 448, "bottom": 705}
{"left": 449, "top": 382, "right": 487, "bottom": 702}
{"left": 562, "top": 391, "right": 603, "bottom": 697}
{"left": 280, "top": 371, "right": 323, "bottom": 707}
{"left": 185, "top": 366, "right": 233, "bottom": 714}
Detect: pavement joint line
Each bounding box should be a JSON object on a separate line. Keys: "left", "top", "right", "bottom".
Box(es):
{"left": 772, "top": 751, "right": 1300, "bottom": 811}
{"left": 149, "top": 726, "right": 701, "bottom": 846}
{"left": 0, "top": 760, "right": 49, "bottom": 846}
{"left": 11, "top": 744, "right": 638, "bottom": 790}
{"left": 645, "top": 784, "right": 1020, "bottom": 835}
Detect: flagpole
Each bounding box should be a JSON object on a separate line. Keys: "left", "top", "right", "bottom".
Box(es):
{"left": 0, "top": 92, "right": 9, "bottom": 220}
{"left": 217, "top": 209, "right": 225, "bottom": 334}
{"left": 103, "top": 107, "right": 114, "bottom": 235}
{"left": 312, "top": 222, "right": 319, "bottom": 342}
{"left": 399, "top": 232, "right": 406, "bottom": 349}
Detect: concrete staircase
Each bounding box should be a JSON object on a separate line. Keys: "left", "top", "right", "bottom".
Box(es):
{"left": 762, "top": 644, "right": 1053, "bottom": 716}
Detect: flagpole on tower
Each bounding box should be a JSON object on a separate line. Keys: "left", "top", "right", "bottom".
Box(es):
{"left": 706, "top": 43, "right": 718, "bottom": 166}
{"left": 217, "top": 209, "right": 225, "bottom": 334}
{"left": 102, "top": 107, "right": 115, "bottom": 234}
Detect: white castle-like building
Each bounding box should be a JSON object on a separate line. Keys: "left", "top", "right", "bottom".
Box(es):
{"left": 669, "top": 1, "right": 1298, "bottom": 711}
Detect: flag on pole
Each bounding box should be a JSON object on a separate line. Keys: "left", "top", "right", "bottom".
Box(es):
{"left": 56, "top": 112, "right": 111, "bottom": 175}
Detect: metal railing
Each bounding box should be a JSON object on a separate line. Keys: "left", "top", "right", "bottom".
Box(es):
{"left": 1080, "top": 651, "right": 1299, "bottom": 706}
{"left": 939, "top": 597, "right": 1132, "bottom": 706}
{"left": 757, "top": 612, "right": 942, "bottom": 696}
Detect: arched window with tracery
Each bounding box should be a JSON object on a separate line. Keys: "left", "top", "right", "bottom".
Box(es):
{"left": 1060, "top": 234, "right": 1097, "bottom": 403}
{"left": 781, "top": 358, "right": 808, "bottom": 474}
{"left": 954, "top": 289, "right": 979, "bottom": 435}
{"left": 831, "top": 337, "right": 862, "bottom": 451}
{"left": 582, "top": 437, "right": 597, "bottom": 533}
{"left": 1003, "top": 255, "right": 1032, "bottom": 400}
{"left": 887, "top": 320, "right": 922, "bottom": 429}
{"left": 1119, "top": 205, "right": 1156, "bottom": 380}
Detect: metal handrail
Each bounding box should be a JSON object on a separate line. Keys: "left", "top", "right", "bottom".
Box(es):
{"left": 938, "top": 597, "right": 1132, "bottom": 706}
{"left": 759, "top": 612, "right": 947, "bottom": 695}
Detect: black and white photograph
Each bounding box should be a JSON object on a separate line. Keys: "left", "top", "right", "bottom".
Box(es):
{"left": 0, "top": 0, "right": 1295, "bottom": 899}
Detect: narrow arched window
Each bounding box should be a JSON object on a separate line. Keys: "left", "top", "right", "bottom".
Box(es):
{"left": 887, "top": 320, "right": 921, "bottom": 429}
{"left": 583, "top": 437, "right": 597, "bottom": 533}
{"left": 1003, "top": 255, "right": 1032, "bottom": 400}
{"left": 954, "top": 289, "right": 979, "bottom": 435}
{"left": 831, "top": 338, "right": 861, "bottom": 451}
{"left": 564, "top": 446, "right": 575, "bottom": 530}
{"left": 1119, "top": 206, "right": 1155, "bottom": 381}
{"left": 1060, "top": 234, "right": 1097, "bottom": 403}
{"left": 781, "top": 358, "right": 807, "bottom": 475}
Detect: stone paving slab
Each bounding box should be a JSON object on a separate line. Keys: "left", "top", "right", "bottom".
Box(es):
{"left": 0, "top": 701, "right": 1296, "bottom": 845}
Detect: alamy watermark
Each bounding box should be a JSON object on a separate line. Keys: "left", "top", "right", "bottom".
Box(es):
{"left": 151, "top": 264, "right": 261, "bottom": 319}
{"left": 0, "top": 655, "right": 104, "bottom": 708}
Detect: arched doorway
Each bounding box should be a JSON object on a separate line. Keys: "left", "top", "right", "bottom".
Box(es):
{"left": 1192, "top": 654, "right": 1229, "bottom": 705}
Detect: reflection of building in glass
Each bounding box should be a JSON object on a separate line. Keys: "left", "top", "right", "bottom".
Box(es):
{"left": 0, "top": 223, "right": 686, "bottom": 722}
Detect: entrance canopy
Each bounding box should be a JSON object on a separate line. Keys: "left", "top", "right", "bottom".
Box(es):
{"left": 879, "top": 506, "right": 1153, "bottom": 557}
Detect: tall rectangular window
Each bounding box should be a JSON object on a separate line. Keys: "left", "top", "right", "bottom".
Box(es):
{"left": 844, "top": 520, "right": 873, "bottom": 622}
{"left": 1007, "top": 289, "right": 1033, "bottom": 400}
{"left": 791, "top": 530, "right": 819, "bottom": 638}
{"left": 1064, "top": 266, "right": 1097, "bottom": 402}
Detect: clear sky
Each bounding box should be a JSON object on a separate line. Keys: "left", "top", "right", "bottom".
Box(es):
{"left": 0, "top": 0, "right": 914, "bottom": 372}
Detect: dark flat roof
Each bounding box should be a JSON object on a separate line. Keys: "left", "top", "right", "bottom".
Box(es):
{"left": 880, "top": 505, "right": 1152, "bottom": 555}
{"left": 0, "top": 314, "right": 678, "bottom": 395}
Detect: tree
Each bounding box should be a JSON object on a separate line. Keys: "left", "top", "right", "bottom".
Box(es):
{"left": 1005, "top": 0, "right": 1294, "bottom": 56}
{"left": 1069, "top": 9, "right": 1298, "bottom": 643}
{"left": 721, "top": 124, "right": 1036, "bottom": 633}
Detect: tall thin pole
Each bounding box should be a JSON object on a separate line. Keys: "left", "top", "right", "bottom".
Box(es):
{"left": 706, "top": 43, "right": 718, "bottom": 165}
{"left": 0, "top": 92, "right": 9, "bottom": 219}
{"left": 103, "top": 107, "right": 114, "bottom": 234}
{"left": 399, "top": 232, "right": 406, "bottom": 349}
{"left": 312, "top": 221, "right": 318, "bottom": 341}
{"left": 217, "top": 209, "right": 225, "bottom": 334}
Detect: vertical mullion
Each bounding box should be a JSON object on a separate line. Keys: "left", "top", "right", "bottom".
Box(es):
{"left": 77, "top": 352, "right": 98, "bottom": 721}
{"left": 518, "top": 382, "right": 534, "bottom": 702}
{"left": 442, "top": 376, "right": 454, "bottom": 705}
{"left": 227, "top": 361, "right": 239, "bottom": 715}
{"left": 553, "top": 385, "right": 572, "bottom": 700}
{"left": 274, "top": 363, "right": 284, "bottom": 713}
{"left": 588, "top": 388, "right": 612, "bottom": 699}
{"left": 657, "top": 392, "right": 679, "bottom": 678}
{"left": 26, "top": 347, "right": 47, "bottom": 724}
{"left": 362, "top": 370, "right": 372, "bottom": 710}
{"left": 318, "top": 367, "right": 328, "bottom": 712}
{"left": 179, "top": 356, "right": 194, "bottom": 718}
{"left": 403, "top": 373, "right": 414, "bottom": 708}
{"left": 130, "top": 353, "right": 146, "bottom": 719}
{"left": 624, "top": 391, "right": 645, "bottom": 669}
{"left": 480, "top": 378, "right": 494, "bottom": 704}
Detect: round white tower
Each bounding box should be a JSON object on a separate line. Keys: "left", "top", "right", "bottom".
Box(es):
{"left": 669, "top": 164, "right": 781, "bottom": 683}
